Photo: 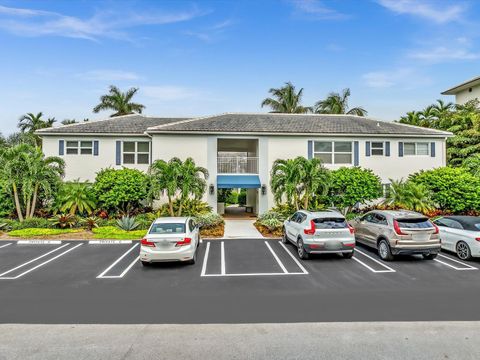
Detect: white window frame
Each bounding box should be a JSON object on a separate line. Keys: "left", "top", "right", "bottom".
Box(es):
{"left": 404, "top": 142, "right": 430, "bottom": 156}
{"left": 313, "top": 141, "right": 353, "bottom": 165}
{"left": 65, "top": 140, "right": 93, "bottom": 155}
{"left": 122, "top": 141, "right": 150, "bottom": 165}
{"left": 371, "top": 141, "right": 384, "bottom": 156}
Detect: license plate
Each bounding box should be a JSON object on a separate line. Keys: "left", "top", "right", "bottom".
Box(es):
{"left": 412, "top": 234, "right": 429, "bottom": 241}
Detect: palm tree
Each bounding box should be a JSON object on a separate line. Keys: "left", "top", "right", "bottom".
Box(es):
{"left": 398, "top": 111, "right": 423, "bottom": 126}
{"left": 149, "top": 158, "right": 182, "bottom": 216}
{"left": 57, "top": 180, "right": 96, "bottom": 215}
{"left": 270, "top": 158, "right": 303, "bottom": 210}
{"left": 381, "top": 179, "right": 434, "bottom": 214}
{"left": 176, "top": 158, "right": 209, "bottom": 216}
{"left": 261, "top": 82, "right": 312, "bottom": 114}
{"left": 432, "top": 99, "right": 454, "bottom": 118}
{"left": 93, "top": 85, "right": 145, "bottom": 117}
{"left": 297, "top": 157, "right": 330, "bottom": 209}
{"left": 18, "top": 112, "right": 55, "bottom": 146}
{"left": 314, "top": 88, "right": 367, "bottom": 116}
{"left": 61, "top": 119, "right": 77, "bottom": 125}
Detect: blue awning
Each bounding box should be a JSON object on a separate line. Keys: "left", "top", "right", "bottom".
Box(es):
{"left": 217, "top": 175, "right": 261, "bottom": 189}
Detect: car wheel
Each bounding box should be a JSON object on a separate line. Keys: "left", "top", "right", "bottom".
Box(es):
{"left": 297, "top": 239, "right": 309, "bottom": 260}
{"left": 188, "top": 249, "right": 197, "bottom": 265}
{"left": 422, "top": 253, "right": 437, "bottom": 260}
{"left": 281, "top": 229, "right": 288, "bottom": 244}
{"left": 378, "top": 239, "right": 394, "bottom": 261}
{"left": 141, "top": 260, "right": 150, "bottom": 267}
{"left": 456, "top": 241, "right": 472, "bottom": 261}
{"left": 343, "top": 250, "right": 354, "bottom": 259}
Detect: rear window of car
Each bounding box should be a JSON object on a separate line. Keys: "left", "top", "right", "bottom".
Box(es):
{"left": 396, "top": 218, "right": 433, "bottom": 229}
{"left": 313, "top": 218, "right": 348, "bottom": 229}
{"left": 475, "top": 224, "right": 480, "bottom": 231}
{"left": 149, "top": 223, "right": 186, "bottom": 234}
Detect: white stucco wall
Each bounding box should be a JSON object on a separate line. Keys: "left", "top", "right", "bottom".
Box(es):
{"left": 42, "top": 135, "right": 151, "bottom": 182}
{"left": 455, "top": 86, "right": 480, "bottom": 104}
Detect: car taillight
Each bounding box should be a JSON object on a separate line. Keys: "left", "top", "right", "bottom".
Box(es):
{"left": 476, "top": 237, "right": 480, "bottom": 242}
{"left": 141, "top": 238, "right": 155, "bottom": 247}
{"left": 176, "top": 237, "right": 192, "bottom": 247}
{"left": 432, "top": 223, "right": 439, "bottom": 234}
{"left": 393, "top": 220, "right": 407, "bottom": 235}
{"left": 304, "top": 220, "right": 316, "bottom": 235}
{"left": 348, "top": 224, "right": 355, "bottom": 234}
{"left": 344, "top": 242, "right": 355, "bottom": 247}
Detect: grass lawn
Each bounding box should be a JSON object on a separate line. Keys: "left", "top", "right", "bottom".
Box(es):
{"left": 8, "top": 228, "right": 82, "bottom": 237}
{"left": 92, "top": 226, "right": 146, "bottom": 240}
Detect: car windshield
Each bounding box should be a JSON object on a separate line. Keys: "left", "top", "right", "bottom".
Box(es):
{"left": 396, "top": 218, "right": 433, "bottom": 229}
{"left": 313, "top": 217, "right": 348, "bottom": 229}
{"left": 149, "top": 223, "right": 186, "bottom": 234}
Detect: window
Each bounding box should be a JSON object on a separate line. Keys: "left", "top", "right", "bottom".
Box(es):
{"left": 66, "top": 140, "right": 93, "bottom": 155}
{"left": 434, "top": 218, "right": 463, "bottom": 230}
{"left": 396, "top": 218, "right": 434, "bottom": 229}
{"left": 371, "top": 142, "right": 384, "bottom": 156}
{"left": 313, "top": 218, "right": 348, "bottom": 229}
{"left": 404, "top": 142, "right": 429, "bottom": 156}
{"left": 314, "top": 141, "right": 352, "bottom": 165}
{"left": 123, "top": 141, "right": 150, "bottom": 164}
{"left": 149, "top": 223, "right": 186, "bottom": 234}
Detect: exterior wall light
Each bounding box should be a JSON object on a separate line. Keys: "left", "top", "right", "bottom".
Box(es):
{"left": 261, "top": 184, "right": 267, "bottom": 195}
{"left": 209, "top": 184, "right": 215, "bottom": 195}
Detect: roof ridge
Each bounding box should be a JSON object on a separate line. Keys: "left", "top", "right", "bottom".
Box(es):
{"left": 386, "top": 119, "right": 452, "bottom": 135}
{"left": 147, "top": 112, "right": 231, "bottom": 131}
{"left": 36, "top": 113, "right": 139, "bottom": 132}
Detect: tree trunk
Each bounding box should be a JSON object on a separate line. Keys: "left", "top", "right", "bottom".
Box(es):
{"left": 168, "top": 195, "right": 174, "bottom": 217}
{"left": 303, "top": 195, "right": 309, "bottom": 210}
{"left": 177, "top": 197, "right": 184, "bottom": 217}
{"left": 25, "top": 194, "right": 31, "bottom": 219}
{"left": 12, "top": 183, "right": 24, "bottom": 222}
{"left": 30, "top": 184, "right": 39, "bottom": 218}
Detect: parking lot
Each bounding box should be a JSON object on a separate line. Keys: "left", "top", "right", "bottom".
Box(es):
{"left": 0, "top": 238, "right": 479, "bottom": 324}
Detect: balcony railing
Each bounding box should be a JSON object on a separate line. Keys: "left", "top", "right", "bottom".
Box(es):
{"left": 217, "top": 156, "right": 258, "bottom": 174}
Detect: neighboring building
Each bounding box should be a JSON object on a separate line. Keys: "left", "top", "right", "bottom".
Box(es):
{"left": 37, "top": 113, "right": 452, "bottom": 215}
{"left": 442, "top": 75, "right": 480, "bottom": 104}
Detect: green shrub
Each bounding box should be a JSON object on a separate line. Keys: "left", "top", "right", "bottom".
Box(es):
{"left": 195, "top": 212, "right": 224, "bottom": 229}
{"left": 49, "top": 214, "right": 78, "bottom": 229}
{"left": 0, "top": 180, "right": 14, "bottom": 217}
{"left": 92, "top": 226, "right": 146, "bottom": 240}
{"left": 226, "top": 191, "right": 239, "bottom": 205}
{"left": 96, "top": 218, "right": 118, "bottom": 227}
{"left": 157, "top": 199, "right": 211, "bottom": 217}
{"left": 8, "top": 228, "right": 80, "bottom": 237}
{"left": 2, "top": 217, "right": 52, "bottom": 230}
{"left": 135, "top": 213, "right": 156, "bottom": 230}
{"left": 410, "top": 167, "right": 480, "bottom": 213}
{"left": 238, "top": 189, "right": 247, "bottom": 206}
{"left": 80, "top": 216, "right": 100, "bottom": 231}
{"left": 93, "top": 168, "right": 148, "bottom": 213}
{"left": 116, "top": 216, "right": 140, "bottom": 231}
{"left": 258, "top": 210, "right": 287, "bottom": 223}
{"left": 270, "top": 204, "right": 296, "bottom": 219}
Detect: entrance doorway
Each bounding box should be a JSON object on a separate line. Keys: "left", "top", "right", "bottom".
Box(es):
{"left": 217, "top": 188, "right": 258, "bottom": 219}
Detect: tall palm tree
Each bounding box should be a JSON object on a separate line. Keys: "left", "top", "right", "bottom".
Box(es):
{"left": 398, "top": 111, "right": 422, "bottom": 126}
{"left": 149, "top": 158, "right": 182, "bottom": 216}
{"left": 297, "top": 157, "right": 330, "bottom": 210}
{"left": 176, "top": 158, "right": 209, "bottom": 216}
{"left": 57, "top": 180, "right": 96, "bottom": 215}
{"left": 261, "top": 82, "right": 312, "bottom": 114}
{"left": 18, "top": 112, "right": 55, "bottom": 146}
{"left": 314, "top": 88, "right": 367, "bottom": 116}
{"left": 93, "top": 85, "right": 145, "bottom": 117}
{"left": 270, "top": 158, "right": 303, "bottom": 210}
{"left": 61, "top": 119, "right": 77, "bottom": 125}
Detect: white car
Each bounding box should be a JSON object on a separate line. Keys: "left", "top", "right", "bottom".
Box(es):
{"left": 283, "top": 210, "right": 355, "bottom": 260}
{"left": 433, "top": 216, "right": 480, "bottom": 260}
{"left": 140, "top": 217, "right": 200, "bottom": 266}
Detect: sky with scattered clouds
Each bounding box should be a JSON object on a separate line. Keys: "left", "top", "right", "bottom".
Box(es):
{"left": 0, "top": 0, "right": 479, "bottom": 134}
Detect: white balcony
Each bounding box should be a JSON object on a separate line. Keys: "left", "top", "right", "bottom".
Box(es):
{"left": 217, "top": 156, "right": 259, "bottom": 174}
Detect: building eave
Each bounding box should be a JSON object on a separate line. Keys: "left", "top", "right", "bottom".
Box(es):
{"left": 441, "top": 76, "right": 480, "bottom": 95}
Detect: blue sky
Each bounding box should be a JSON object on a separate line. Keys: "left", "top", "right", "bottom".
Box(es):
{"left": 0, "top": 0, "right": 479, "bottom": 135}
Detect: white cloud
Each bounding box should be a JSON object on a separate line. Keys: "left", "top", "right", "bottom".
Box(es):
{"left": 377, "top": 0, "right": 465, "bottom": 23}
{"left": 409, "top": 46, "right": 480, "bottom": 62}
{"left": 289, "top": 0, "right": 349, "bottom": 20}
{"left": 0, "top": 4, "right": 207, "bottom": 41}
{"left": 77, "top": 70, "right": 141, "bottom": 81}
{"left": 142, "top": 86, "right": 199, "bottom": 101}
{"left": 362, "top": 68, "right": 431, "bottom": 89}
{"left": 184, "top": 18, "right": 235, "bottom": 42}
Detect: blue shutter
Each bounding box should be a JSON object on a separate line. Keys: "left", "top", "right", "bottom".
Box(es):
{"left": 398, "top": 142, "right": 404, "bottom": 157}
{"left": 307, "top": 140, "right": 313, "bottom": 159}
{"left": 116, "top": 141, "right": 121, "bottom": 165}
{"left": 385, "top": 141, "right": 390, "bottom": 157}
{"left": 430, "top": 142, "right": 436, "bottom": 157}
{"left": 93, "top": 140, "right": 99, "bottom": 156}
{"left": 354, "top": 141, "right": 359, "bottom": 166}
{"left": 365, "top": 141, "right": 371, "bottom": 157}
{"left": 59, "top": 140, "right": 64, "bottom": 156}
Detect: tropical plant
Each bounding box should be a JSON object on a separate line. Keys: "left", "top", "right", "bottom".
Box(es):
{"left": 398, "top": 111, "right": 424, "bottom": 127}
{"left": 50, "top": 213, "right": 77, "bottom": 229}
{"left": 61, "top": 119, "right": 77, "bottom": 125}
{"left": 157, "top": 199, "right": 211, "bottom": 217}
{"left": 0, "top": 223, "right": 8, "bottom": 231}
{"left": 195, "top": 212, "right": 224, "bottom": 229}
{"left": 116, "top": 216, "right": 140, "bottom": 231}
{"left": 0, "top": 144, "right": 65, "bottom": 221}
{"left": 381, "top": 179, "right": 435, "bottom": 214}
{"left": 93, "top": 168, "right": 149, "bottom": 213}
{"left": 327, "top": 167, "right": 382, "bottom": 214}
{"left": 314, "top": 88, "right": 367, "bottom": 116}
{"left": 18, "top": 112, "right": 55, "bottom": 146}
{"left": 410, "top": 167, "right": 480, "bottom": 213}
{"left": 261, "top": 82, "right": 312, "bottom": 113}
{"left": 56, "top": 180, "right": 96, "bottom": 215}
{"left": 93, "top": 85, "right": 145, "bottom": 117}
{"left": 80, "top": 216, "right": 100, "bottom": 231}
{"left": 462, "top": 154, "right": 480, "bottom": 177}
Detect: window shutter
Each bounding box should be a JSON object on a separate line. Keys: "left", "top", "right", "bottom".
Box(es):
{"left": 398, "top": 142, "right": 404, "bottom": 157}
{"left": 93, "top": 140, "right": 99, "bottom": 156}
{"left": 430, "top": 142, "right": 436, "bottom": 157}
{"left": 307, "top": 140, "right": 313, "bottom": 160}
{"left": 59, "top": 140, "right": 64, "bottom": 156}
{"left": 385, "top": 141, "right": 390, "bottom": 157}
{"left": 116, "top": 141, "right": 121, "bottom": 165}
{"left": 354, "top": 141, "right": 359, "bottom": 166}
{"left": 366, "top": 141, "right": 371, "bottom": 157}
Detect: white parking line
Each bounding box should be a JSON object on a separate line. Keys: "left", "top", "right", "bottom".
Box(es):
{"left": 0, "top": 243, "right": 70, "bottom": 278}
{"left": 97, "top": 243, "right": 139, "bottom": 279}
{"left": 278, "top": 242, "right": 309, "bottom": 274}
{"left": 265, "top": 241, "right": 288, "bottom": 273}
{"left": 200, "top": 242, "right": 211, "bottom": 276}
{"left": 435, "top": 254, "right": 478, "bottom": 271}
{"left": 221, "top": 241, "right": 226, "bottom": 275}
{"left": 0, "top": 243, "right": 83, "bottom": 280}
{"left": 0, "top": 243, "right": 12, "bottom": 249}
{"left": 88, "top": 240, "right": 132, "bottom": 245}
{"left": 202, "top": 272, "right": 307, "bottom": 277}
{"left": 353, "top": 248, "right": 396, "bottom": 273}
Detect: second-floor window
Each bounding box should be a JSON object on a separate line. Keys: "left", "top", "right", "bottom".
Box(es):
{"left": 66, "top": 140, "right": 93, "bottom": 155}
{"left": 314, "top": 141, "right": 352, "bottom": 165}
{"left": 404, "top": 142, "right": 429, "bottom": 156}
{"left": 123, "top": 141, "right": 150, "bottom": 164}
{"left": 371, "top": 142, "right": 384, "bottom": 156}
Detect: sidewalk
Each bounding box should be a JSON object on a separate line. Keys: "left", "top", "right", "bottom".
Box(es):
{"left": 223, "top": 219, "right": 264, "bottom": 239}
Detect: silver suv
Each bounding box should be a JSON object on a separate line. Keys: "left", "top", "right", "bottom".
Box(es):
{"left": 283, "top": 210, "right": 355, "bottom": 260}
{"left": 350, "top": 210, "right": 440, "bottom": 261}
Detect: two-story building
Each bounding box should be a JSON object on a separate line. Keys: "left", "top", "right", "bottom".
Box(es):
{"left": 37, "top": 113, "right": 452, "bottom": 215}
{"left": 442, "top": 75, "right": 480, "bottom": 104}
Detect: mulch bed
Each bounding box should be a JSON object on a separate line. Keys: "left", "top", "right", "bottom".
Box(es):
{"left": 200, "top": 224, "right": 224, "bottom": 238}
{"left": 254, "top": 223, "right": 283, "bottom": 238}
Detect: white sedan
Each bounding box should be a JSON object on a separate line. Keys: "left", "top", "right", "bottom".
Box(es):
{"left": 433, "top": 216, "right": 480, "bottom": 260}
{"left": 139, "top": 217, "right": 200, "bottom": 266}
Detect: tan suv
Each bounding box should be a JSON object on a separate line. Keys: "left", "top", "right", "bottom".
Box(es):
{"left": 350, "top": 210, "right": 440, "bottom": 261}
